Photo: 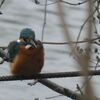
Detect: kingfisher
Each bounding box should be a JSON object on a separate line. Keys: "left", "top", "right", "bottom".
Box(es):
{"left": 7, "top": 28, "right": 44, "bottom": 75}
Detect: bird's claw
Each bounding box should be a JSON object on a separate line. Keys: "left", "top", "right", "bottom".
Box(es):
{"left": 28, "top": 80, "right": 38, "bottom": 86}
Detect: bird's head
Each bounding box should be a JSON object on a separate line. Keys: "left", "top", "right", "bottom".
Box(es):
{"left": 19, "top": 28, "right": 37, "bottom": 48}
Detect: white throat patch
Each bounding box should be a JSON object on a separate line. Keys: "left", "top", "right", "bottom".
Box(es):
{"left": 25, "top": 45, "right": 32, "bottom": 49}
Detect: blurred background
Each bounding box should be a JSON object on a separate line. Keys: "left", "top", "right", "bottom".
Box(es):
{"left": 0, "top": 0, "right": 100, "bottom": 100}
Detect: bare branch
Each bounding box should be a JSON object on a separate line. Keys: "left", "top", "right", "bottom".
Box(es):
{"left": 39, "top": 79, "right": 81, "bottom": 100}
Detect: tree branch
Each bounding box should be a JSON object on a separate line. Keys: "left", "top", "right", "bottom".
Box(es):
{"left": 38, "top": 79, "right": 81, "bottom": 100}
{"left": 0, "top": 70, "right": 100, "bottom": 81}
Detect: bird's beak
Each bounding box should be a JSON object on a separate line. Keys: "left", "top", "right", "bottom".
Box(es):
{"left": 25, "top": 40, "right": 37, "bottom": 49}
{"left": 30, "top": 39, "right": 37, "bottom": 48}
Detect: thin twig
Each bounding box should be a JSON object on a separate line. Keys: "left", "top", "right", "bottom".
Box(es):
{"left": 45, "top": 94, "right": 63, "bottom": 99}
{"left": 93, "top": 18, "right": 98, "bottom": 34}
{"left": 61, "top": 0, "right": 88, "bottom": 6}
{"left": 41, "top": 0, "right": 48, "bottom": 41}
{"left": 0, "top": 0, "right": 5, "bottom": 14}
{"left": 43, "top": 37, "right": 100, "bottom": 44}
{"left": 38, "top": 0, "right": 89, "bottom": 6}
{"left": 75, "top": 8, "right": 97, "bottom": 49}
{"left": 74, "top": 0, "right": 96, "bottom": 50}
{"left": 0, "top": 0, "right": 5, "bottom": 8}
{"left": 76, "top": 84, "right": 84, "bottom": 95}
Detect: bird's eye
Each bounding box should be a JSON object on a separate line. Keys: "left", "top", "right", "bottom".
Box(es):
{"left": 24, "top": 39, "right": 29, "bottom": 42}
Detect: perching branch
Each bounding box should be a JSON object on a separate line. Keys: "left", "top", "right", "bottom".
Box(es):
{"left": 0, "top": 70, "right": 100, "bottom": 81}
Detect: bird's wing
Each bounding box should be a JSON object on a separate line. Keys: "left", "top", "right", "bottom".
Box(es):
{"left": 7, "top": 41, "right": 20, "bottom": 62}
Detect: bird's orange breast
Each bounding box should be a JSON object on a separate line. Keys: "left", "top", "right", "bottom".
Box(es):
{"left": 10, "top": 45, "right": 44, "bottom": 75}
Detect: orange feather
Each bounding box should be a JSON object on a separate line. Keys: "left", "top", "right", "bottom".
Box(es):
{"left": 10, "top": 41, "right": 44, "bottom": 75}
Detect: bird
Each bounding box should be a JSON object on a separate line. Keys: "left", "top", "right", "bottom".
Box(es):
{"left": 7, "top": 28, "right": 44, "bottom": 76}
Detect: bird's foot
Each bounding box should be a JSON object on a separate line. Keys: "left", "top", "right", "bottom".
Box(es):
{"left": 28, "top": 80, "right": 38, "bottom": 86}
